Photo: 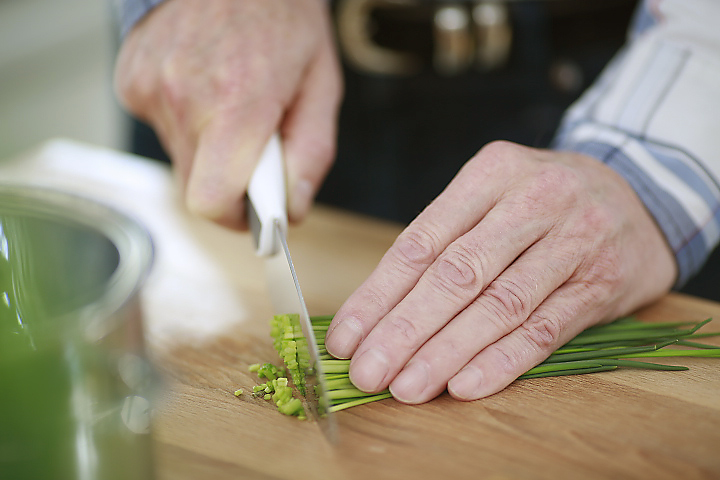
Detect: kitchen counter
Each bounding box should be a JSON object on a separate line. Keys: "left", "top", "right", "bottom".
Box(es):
{"left": 2, "top": 139, "right": 719, "bottom": 480}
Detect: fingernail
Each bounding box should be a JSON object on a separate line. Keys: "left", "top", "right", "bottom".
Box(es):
{"left": 325, "top": 318, "right": 363, "bottom": 359}
{"left": 389, "top": 361, "right": 429, "bottom": 404}
{"left": 448, "top": 365, "right": 483, "bottom": 400}
{"left": 350, "top": 349, "right": 389, "bottom": 392}
{"left": 289, "top": 179, "right": 313, "bottom": 220}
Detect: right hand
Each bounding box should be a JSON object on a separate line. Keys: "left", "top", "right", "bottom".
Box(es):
{"left": 114, "top": 0, "right": 343, "bottom": 229}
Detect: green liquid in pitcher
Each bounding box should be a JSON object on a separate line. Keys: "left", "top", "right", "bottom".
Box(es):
{"left": 0, "top": 214, "right": 154, "bottom": 480}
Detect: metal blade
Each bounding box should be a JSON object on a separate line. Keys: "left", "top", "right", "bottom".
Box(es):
{"left": 265, "top": 220, "right": 338, "bottom": 443}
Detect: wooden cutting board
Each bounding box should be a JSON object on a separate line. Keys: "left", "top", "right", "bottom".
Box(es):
{"left": 3, "top": 140, "right": 719, "bottom": 480}
{"left": 150, "top": 213, "right": 720, "bottom": 480}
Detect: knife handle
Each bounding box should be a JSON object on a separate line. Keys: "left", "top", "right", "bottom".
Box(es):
{"left": 247, "top": 133, "right": 287, "bottom": 256}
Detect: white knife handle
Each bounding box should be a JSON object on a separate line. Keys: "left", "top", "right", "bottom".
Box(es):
{"left": 247, "top": 134, "right": 287, "bottom": 256}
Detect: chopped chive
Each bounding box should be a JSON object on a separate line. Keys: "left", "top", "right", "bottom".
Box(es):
{"left": 255, "top": 314, "right": 718, "bottom": 418}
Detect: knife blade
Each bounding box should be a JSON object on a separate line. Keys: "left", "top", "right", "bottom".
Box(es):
{"left": 246, "top": 134, "right": 338, "bottom": 444}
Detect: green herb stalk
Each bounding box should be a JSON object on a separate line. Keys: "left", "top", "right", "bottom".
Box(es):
{"left": 243, "top": 315, "right": 718, "bottom": 417}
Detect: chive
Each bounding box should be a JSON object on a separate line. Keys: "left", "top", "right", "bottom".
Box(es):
{"left": 310, "top": 315, "right": 335, "bottom": 325}
{"left": 519, "top": 365, "right": 618, "bottom": 379}
{"left": 612, "top": 349, "right": 720, "bottom": 359}
{"left": 545, "top": 343, "right": 674, "bottom": 363}
{"left": 328, "top": 393, "right": 393, "bottom": 413}
{"left": 584, "top": 319, "right": 696, "bottom": 331}
{"left": 684, "top": 332, "right": 720, "bottom": 340}
{"left": 592, "top": 359, "right": 688, "bottom": 371}
{"left": 565, "top": 318, "right": 713, "bottom": 346}
{"left": 676, "top": 340, "right": 720, "bottom": 349}
{"left": 321, "top": 359, "right": 352, "bottom": 374}
{"left": 324, "top": 378, "right": 356, "bottom": 390}
{"left": 252, "top": 314, "right": 718, "bottom": 418}
{"left": 327, "top": 389, "right": 386, "bottom": 401}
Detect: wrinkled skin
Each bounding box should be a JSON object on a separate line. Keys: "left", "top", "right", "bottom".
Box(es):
{"left": 325, "top": 141, "right": 677, "bottom": 404}
{"left": 114, "top": 2, "right": 677, "bottom": 405}
{"left": 115, "top": 0, "right": 342, "bottom": 229}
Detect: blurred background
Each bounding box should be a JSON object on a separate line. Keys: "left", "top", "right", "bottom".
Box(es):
{"left": 1, "top": 0, "right": 717, "bottom": 300}
{"left": 0, "top": 0, "right": 125, "bottom": 160}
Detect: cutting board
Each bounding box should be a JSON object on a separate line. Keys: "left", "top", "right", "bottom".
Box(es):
{"left": 2, "top": 139, "right": 719, "bottom": 480}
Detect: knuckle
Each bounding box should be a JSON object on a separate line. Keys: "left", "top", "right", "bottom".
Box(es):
{"left": 431, "top": 245, "right": 482, "bottom": 297}
{"left": 159, "top": 55, "right": 188, "bottom": 114}
{"left": 115, "top": 66, "right": 152, "bottom": 114}
{"left": 526, "top": 165, "right": 581, "bottom": 207}
{"left": 213, "top": 58, "right": 251, "bottom": 97}
{"left": 393, "top": 227, "right": 441, "bottom": 270}
{"left": 490, "top": 344, "right": 520, "bottom": 376}
{"left": 305, "top": 137, "right": 336, "bottom": 172}
{"left": 522, "top": 313, "right": 564, "bottom": 351}
{"left": 360, "top": 286, "right": 389, "bottom": 312}
{"left": 466, "top": 140, "right": 522, "bottom": 177}
{"left": 482, "top": 278, "right": 531, "bottom": 324}
{"left": 386, "top": 315, "right": 421, "bottom": 349}
{"left": 479, "top": 140, "right": 521, "bottom": 160}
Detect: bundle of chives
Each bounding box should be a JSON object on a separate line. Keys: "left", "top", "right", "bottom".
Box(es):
{"left": 310, "top": 315, "right": 393, "bottom": 413}
{"left": 266, "top": 314, "right": 392, "bottom": 415}
{"left": 250, "top": 315, "right": 719, "bottom": 416}
{"left": 519, "top": 317, "right": 720, "bottom": 379}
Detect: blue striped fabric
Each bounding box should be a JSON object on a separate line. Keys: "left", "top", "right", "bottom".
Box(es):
{"left": 554, "top": 0, "right": 720, "bottom": 287}
{"left": 113, "top": 0, "right": 166, "bottom": 38}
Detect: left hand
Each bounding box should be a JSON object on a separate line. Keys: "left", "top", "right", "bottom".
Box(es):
{"left": 325, "top": 141, "right": 677, "bottom": 404}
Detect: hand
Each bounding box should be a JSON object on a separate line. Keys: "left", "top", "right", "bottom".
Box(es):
{"left": 114, "top": 0, "right": 342, "bottom": 229}
{"left": 325, "top": 141, "right": 677, "bottom": 404}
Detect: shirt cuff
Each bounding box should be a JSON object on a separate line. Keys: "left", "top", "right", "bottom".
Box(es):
{"left": 114, "top": 0, "right": 167, "bottom": 38}
{"left": 554, "top": 128, "right": 720, "bottom": 288}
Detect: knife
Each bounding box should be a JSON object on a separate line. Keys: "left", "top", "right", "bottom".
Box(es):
{"left": 246, "top": 134, "right": 338, "bottom": 444}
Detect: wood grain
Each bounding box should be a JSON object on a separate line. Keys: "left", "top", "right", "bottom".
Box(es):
{"left": 4, "top": 140, "right": 719, "bottom": 480}
{"left": 150, "top": 211, "right": 720, "bottom": 480}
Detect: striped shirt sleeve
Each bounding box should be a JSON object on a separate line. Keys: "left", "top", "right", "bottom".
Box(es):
{"left": 553, "top": 0, "right": 720, "bottom": 287}
{"left": 112, "top": 0, "right": 166, "bottom": 38}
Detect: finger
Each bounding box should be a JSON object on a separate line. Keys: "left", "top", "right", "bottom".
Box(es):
{"left": 447, "top": 286, "right": 604, "bottom": 401}
{"left": 344, "top": 173, "right": 572, "bottom": 394}
{"left": 282, "top": 41, "right": 343, "bottom": 223}
{"left": 149, "top": 106, "right": 198, "bottom": 187}
{"left": 185, "top": 101, "right": 282, "bottom": 230}
{"left": 325, "top": 203, "right": 486, "bottom": 360}
{"left": 325, "top": 145, "right": 522, "bottom": 359}
{"left": 387, "top": 234, "right": 579, "bottom": 404}
{"left": 346, "top": 200, "right": 549, "bottom": 393}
